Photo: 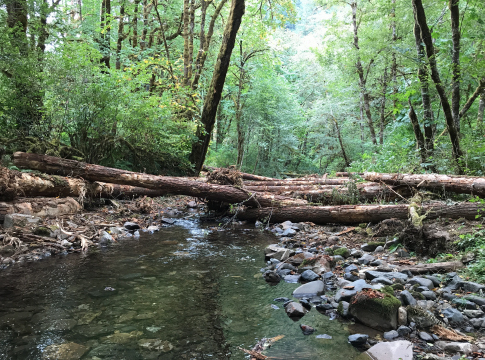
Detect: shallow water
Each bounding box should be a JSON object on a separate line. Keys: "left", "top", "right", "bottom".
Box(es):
{"left": 0, "top": 220, "right": 360, "bottom": 359}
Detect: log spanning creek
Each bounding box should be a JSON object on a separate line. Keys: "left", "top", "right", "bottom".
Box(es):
{"left": 0, "top": 220, "right": 361, "bottom": 359}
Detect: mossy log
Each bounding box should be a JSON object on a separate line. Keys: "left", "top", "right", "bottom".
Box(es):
{"left": 236, "top": 202, "right": 484, "bottom": 224}
{"left": 364, "top": 172, "right": 485, "bottom": 197}
{"left": 12, "top": 152, "right": 307, "bottom": 207}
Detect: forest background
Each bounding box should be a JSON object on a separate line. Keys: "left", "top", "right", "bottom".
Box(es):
{"left": 1, "top": 0, "right": 484, "bottom": 177}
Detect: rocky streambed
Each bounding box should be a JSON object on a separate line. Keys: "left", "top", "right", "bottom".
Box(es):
{"left": 261, "top": 218, "right": 485, "bottom": 360}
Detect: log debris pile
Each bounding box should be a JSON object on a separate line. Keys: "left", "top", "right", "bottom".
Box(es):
{"left": 1, "top": 151, "right": 484, "bottom": 226}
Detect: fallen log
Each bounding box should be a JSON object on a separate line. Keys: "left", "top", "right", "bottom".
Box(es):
{"left": 336, "top": 172, "right": 363, "bottom": 177}
{"left": 364, "top": 172, "right": 485, "bottom": 197}
{"left": 243, "top": 179, "right": 350, "bottom": 186}
{"left": 0, "top": 197, "right": 81, "bottom": 224}
{"left": 396, "top": 261, "right": 464, "bottom": 275}
{"left": 236, "top": 202, "right": 484, "bottom": 225}
{"left": 12, "top": 152, "right": 307, "bottom": 207}
{"left": 0, "top": 167, "right": 177, "bottom": 200}
{"left": 203, "top": 165, "right": 278, "bottom": 181}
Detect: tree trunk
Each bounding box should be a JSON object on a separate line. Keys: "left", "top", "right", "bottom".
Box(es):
{"left": 460, "top": 78, "right": 485, "bottom": 119}
{"left": 100, "top": 0, "right": 111, "bottom": 68}
{"left": 379, "top": 67, "right": 388, "bottom": 145}
{"left": 236, "top": 202, "right": 484, "bottom": 224}
{"left": 408, "top": 101, "right": 427, "bottom": 165}
{"left": 413, "top": 20, "right": 435, "bottom": 152}
{"left": 332, "top": 117, "right": 350, "bottom": 167}
{"left": 449, "top": 0, "right": 461, "bottom": 133}
{"left": 352, "top": 1, "right": 377, "bottom": 146}
{"left": 390, "top": 0, "right": 398, "bottom": 121}
{"left": 132, "top": 0, "right": 140, "bottom": 48}
{"left": 12, "top": 152, "right": 305, "bottom": 207}
{"left": 478, "top": 89, "right": 485, "bottom": 129}
{"left": 115, "top": 0, "right": 126, "bottom": 70}
{"left": 412, "top": 0, "right": 462, "bottom": 172}
{"left": 364, "top": 172, "right": 485, "bottom": 197}
{"left": 244, "top": 179, "right": 350, "bottom": 186}
{"left": 397, "top": 261, "right": 463, "bottom": 275}
{"left": 0, "top": 198, "right": 82, "bottom": 224}
{"left": 189, "top": 0, "right": 245, "bottom": 174}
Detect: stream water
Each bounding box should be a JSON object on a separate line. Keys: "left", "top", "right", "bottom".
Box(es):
{"left": 0, "top": 220, "right": 360, "bottom": 360}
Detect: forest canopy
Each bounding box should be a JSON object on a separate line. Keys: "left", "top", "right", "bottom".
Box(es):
{"left": 0, "top": 0, "right": 484, "bottom": 176}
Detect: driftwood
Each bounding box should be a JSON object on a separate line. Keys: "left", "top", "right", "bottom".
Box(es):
{"left": 396, "top": 261, "right": 464, "bottom": 274}
{"left": 12, "top": 152, "right": 307, "bottom": 207}
{"left": 365, "top": 172, "right": 485, "bottom": 197}
{"left": 0, "top": 167, "right": 172, "bottom": 200}
{"left": 236, "top": 202, "right": 483, "bottom": 225}
{"left": 0, "top": 197, "right": 81, "bottom": 222}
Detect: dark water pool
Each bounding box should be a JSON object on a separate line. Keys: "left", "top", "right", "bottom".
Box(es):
{"left": 0, "top": 220, "right": 360, "bottom": 359}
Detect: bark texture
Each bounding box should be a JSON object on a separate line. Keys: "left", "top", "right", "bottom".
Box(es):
{"left": 364, "top": 172, "right": 485, "bottom": 197}
{"left": 397, "top": 261, "right": 463, "bottom": 275}
{"left": 236, "top": 202, "right": 484, "bottom": 224}
{"left": 0, "top": 197, "right": 81, "bottom": 221}
{"left": 12, "top": 152, "right": 305, "bottom": 207}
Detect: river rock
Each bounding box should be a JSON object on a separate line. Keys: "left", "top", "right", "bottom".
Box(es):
{"left": 123, "top": 222, "right": 140, "bottom": 230}
{"left": 441, "top": 308, "right": 465, "bottom": 324}
{"left": 434, "top": 341, "right": 478, "bottom": 355}
{"left": 398, "top": 307, "right": 408, "bottom": 326}
{"left": 348, "top": 334, "right": 368, "bottom": 347}
{"left": 98, "top": 231, "right": 113, "bottom": 245}
{"left": 464, "top": 295, "right": 485, "bottom": 306}
{"left": 285, "top": 302, "right": 306, "bottom": 318}
{"left": 397, "top": 325, "right": 411, "bottom": 336}
{"left": 371, "top": 277, "right": 393, "bottom": 286}
{"left": 423, "top": 275, "right": 441, "bottom": 287}
{"left": 334, "top": 279, "right": 373, "bottom": 302}
{"left": 300, "top": 270, "right": 319, "bottom": 282}
{"left": 463, "top": 309, "right": 484, "bottom": 318}
{"left": 399, "top": 290, "right": 417, "bottom": 306}
{"left": 102, "top": 331, "right": 143, "bottom": 344}
{"left": 344, "top": 264, "right": 359, "bottom": 273}
{"left": 351, "top": 249, "right": 363, "bottom": 258}
{"left": 293, "top": 280, "right": 324, "bottom": 297}
{"left": 161, "top": 217, "right": 176, "bottom": 224}
{"left": 358, "top": 254, "right": 375, "bottom": 265}
{"left": 138, "top": 339, "right": 173, "bottom": 352}
{"left": 383, "top": 330, "right": 399, "bottom": 340}
{"left": 364, "top": 340, "right": 413, "bottom": 360}
{"left": 407, "top": 277, "right": 434, "bottom": 290}
{"left": 349, "top": 289, "right": 401, "bottom": 331}
{"left": 43, "top": 342, "right": 88, "bottom": 360}
{"left": 263, "top": 270, "right": 281, "bottom": 283}
{"left": 421, "top": 291, "right": 436, "bottom": 300}
{"left": 406, "top": 306, "right": 439, "bottom": 328}
{"left": 300, "top": 324, "right": 315, "bottom": 335}
{"left": 419, "top": 331, "right": 434, "bottom": 342}
{"left": 452, "top": 298, "right": 478, "bottom": 309}
{"left": 365, "top": 271, "right": 408, "bottom": 282}
{"left": 4, "top": 214, "right": 41, "bottom": 228}
{"left": 344, "top": 273, "right": 359, "bottom": 281}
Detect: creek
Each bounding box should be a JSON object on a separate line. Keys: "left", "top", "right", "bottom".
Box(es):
{"left": 0, "top": 220, "right": 360, "bottom": 359}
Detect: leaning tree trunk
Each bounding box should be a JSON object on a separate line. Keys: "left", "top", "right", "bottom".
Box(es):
{"left": 189, "top": 0, "right": 245, "bottom": 174}
{"left": 236, "top": 202, "right": 484, "bottom": 224}
{"left": 364, "top": 172, "right": 485, "bottom": 197}
{"left": 12, "top": 152, "right": 306, "bottom": 207}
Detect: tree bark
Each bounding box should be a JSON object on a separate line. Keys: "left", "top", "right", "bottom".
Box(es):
{"left": 449, "top": 0, "right": 461, "bottom": 132}
{"left": 236, "top": 202, "right": 484, "bottom": 224}
{"left": 379, "top": 67, "right": 388, "bottom": 145}
{"left": 390, "top": 0, "right": 398, "bottom": 121}
{"left": 100, "top": 0, "right": 111, "bottom": 68}
{"left": 115, "top": 0, "right": 126, "bottom": 70}
{"left": 189, "top": 0, "right": 245, "bottom": 174}
{"left": 244, "top": 179, "right": 350, "bottom": 186}
{"left": 351, "top": 1, "right": 377, "bottom": 145}
{"left": 413, "top": 20, "right": 435, "bottom": 151}
{"left": 408, "top": 101, "right": 427, "bottom": 165}
{"left": 478, "top": 89, "right": 485, "bottom": 129}
{"left": 413, "top": 0, "right": 463, "bottom": 171}
{"left": 12, "top": 152, "right": 305, "bottom": 207}
{"left": 332, "top": 116, "right": 350, "bottom": 167}
{"left": 364, "top": 172, "right": 485, "bottom": 197}
{"left": 460, "top": 78, "right": 485, "bottom": 119}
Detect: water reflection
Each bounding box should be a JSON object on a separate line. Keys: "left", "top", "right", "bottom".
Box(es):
{"left": 0, "top": 221, "right": 359, "bottom": 359}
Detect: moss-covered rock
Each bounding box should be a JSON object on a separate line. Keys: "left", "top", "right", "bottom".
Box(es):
{"left": 407, "top": 305, "right": 440, "bottom": 328}
{"left": 333, "top": 247, "right": 350, "bottom": 258}
{"left": 349, "top": 289, "right": 401, "bottom": 331}
{"left": 33, "top": 226, "right": 51, "bottom": 237}
{"left": 391, "top": 283, "right": 405, "bottom": 291}
{"left": 411, "top": 291, "right": 425, "bottom": 300}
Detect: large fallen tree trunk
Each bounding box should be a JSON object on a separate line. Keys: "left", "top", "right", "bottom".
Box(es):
{"left": 12, "top": 152, "right": 307, "bottom": 207}
{"left": 243, "top": 179, "right": 350, "bottom": 186}
{"left": 0, "top": 197, "right": 81, "bottom": 223}
{"left": 236, "top": 202, "right": 483, "bottom": 224}
{"left": 203, "top": 166, "right": 278, "bottom": 181}
{"left": 0, "top": 167, "right": 179, "bottom": 200}
{"left": 365, "top": 172, "right": 485, "bottom": 197}
{"left": 396, "top": 261, "right": 464, "bottom": 275}
{"left": 244, "top": 183, "right": 412, "bottom": 203}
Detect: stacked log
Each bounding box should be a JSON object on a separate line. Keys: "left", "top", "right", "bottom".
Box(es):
{"left": 6, "top": 152, "right": 485, "bottom": 225}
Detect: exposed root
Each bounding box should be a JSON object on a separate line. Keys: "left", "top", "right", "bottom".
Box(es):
{"left": 207, "top": 167, "right": 243, "bottom": 187}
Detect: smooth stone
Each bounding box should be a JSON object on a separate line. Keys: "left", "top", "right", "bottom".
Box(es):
{"left": 334, "top": 279, "right": 372, "bottom": 302}
{"left": 284, "top": 274, "right": 301, "bottom": 283}
{"left": 358, "top": 254, "right": 375, "bottom": 265}
{"left": 348, "top": 334, "right": 368, "bottom": 346}
{"left": 293, "top": 280, "right": 324, "bottom": 297}
{"left": 463, "top": 309, "right": 484, "bottom": 318}
{"left": 383, "top": 330, "right": 399, "bottom": 340}
{"left": 423, "top": 275, "right": 441, "bottom": 287}
{"left": 419, "top": 332, "right": 434, "bottom": 342}
{"left": 371, "top": 277, "right": 393, "bottom": 286}
{"left": 344, "top": 273, "right": 360, "bottom": 281}
{"left": 364, "top": 340, "right": 413, "bottom": 360}
{"left": 351, "top": 249, "right": 363, "bottom": 258}
{"left": 407, "top": 277, "right": 434, "bottom": 290}
{"left": 374, "top": 246, "right": 384, "bottom": 253}
{"left": 300, "top": 324, "right": 315, "bottom": 335}
{"left": 285, "top": 302, "right": 306, "bottom": 318}
{"left": 421, "top": 291, "right": 437, "bottom": 300}
{"left": 441, "top": 308, "right": 465, "bottom": 324}
{"left": 365, "top": 271, "right": 408, "bottom": 282}
{"left": 398, "top": 307, "right": 408, "bottom": 326}
{"left": 344, "top": 264, "right": 359, "bottom": 273}
{"left": 301, "top": 270, "right": 320, "bottom": 282}
{"left": 400, "top": 290, "right": 417, "bottom": 306}
{"left": 464, "top": 295, "right": 485, "bottom": 306}
{"left": 123, "top": 222, "right": 140, "bottom": 230}
{"left": 316, "top": 334, "right": 332, "bottom": 339}
{"left": 397, "top": 325, "right": 411, "bottom": 337}
{"left": 434, "top": 341, "right": 478, "bottom": 355}
{"left": 452, "top": 298, "right": 478, "bottom": 309}
{"left": 42, "top": 342, "right": 88, "bottom": 360}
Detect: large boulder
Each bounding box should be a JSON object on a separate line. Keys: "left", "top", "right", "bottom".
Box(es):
{"left": 364, "top": 340, "right": 413, "bottom": 360}
{"left": 349, "top": 289, "right": 401, "bottom": 331}
{"left": 365, "top": 271, "right": 408, "bottom": 282}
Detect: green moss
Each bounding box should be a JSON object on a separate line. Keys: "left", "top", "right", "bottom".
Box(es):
{"left": 365, "top": 228, "right": 374, "bottom": 236}
{"left": 374, "top": 294, "right": 402, "bottom": 317}
{"left": 33, "top": 226, "right": 51, "bottom": 236}
{"left": 391, "top": 283, "right": 404, "bottom": 291}
{"left": 411, "top": 291, "right": 425, "bottom": 300}
{"left": 337, "top": 301, "right": 343, "bottom": 315}
{"left": 325, "top": 248, "right": 334, "bottom": 256}
{"left": 333, "top": 247, "right": 349, "bottom": 258}
{"left": 380, "top": 286, "right": 395, "bottom": 297}
{"left": 359, "top": 223, "right": 367, "bottom": 228}
{"left": 299, "top": 258, "right": 318, "bottom": 268}
{"left": 367, "top": 241, "right": 386, "bottom": 248}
